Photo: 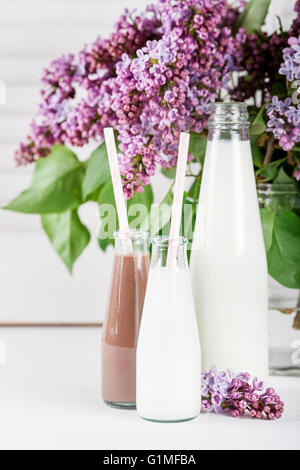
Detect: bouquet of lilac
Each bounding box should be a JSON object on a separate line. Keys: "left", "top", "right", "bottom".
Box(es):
{"left": 202, "top": 367, "right": 284, "bottom": 419}
{"left": 4, "top": 0, "right": 300, "bottom": 300}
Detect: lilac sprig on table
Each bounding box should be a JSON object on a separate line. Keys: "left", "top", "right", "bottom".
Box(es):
{"left": 201, "top": 367, "right": 284, "bottom": 420}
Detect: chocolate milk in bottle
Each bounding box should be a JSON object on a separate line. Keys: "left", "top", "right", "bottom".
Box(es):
{"left": 102, "top": 230, "right": 150, "bottom": 409}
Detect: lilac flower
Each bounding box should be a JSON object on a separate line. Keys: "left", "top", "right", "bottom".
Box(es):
{"left": 292, "top": 0, "right": 300, "bottom": 37}
{"left": 279, "top": 98, "right": 292, "bottom": 115}
{"left": 201, "top": 366, "right": 231, "bottom": 413}
{"left": 253, "top": 377, "right": 264, "bottom": 391}
{"left": 231, "top": 31, "right": 288, "bottom": 103}
{"left": 266, "top": 96, "right": 281, "bottom": 115}
{"left": 227, "top": 369, "right": 251, "bottom": 382}
{"left": 290, "top": 38, "right": 300, "bottom": 63}
{"left": 202, "top": 400, "right": 213, "bottom": 412}
{"left": 279, "top": 58, "right": 300, "bottom": 82}
{"left": 14, "top": 0, "right": 300, "bottom": 194}
{"left": 131, "top": 50, "right": 149, "bottom": 74}
{"left": 279, "top": 36, "right": 300, "bottom": 82}
{"left": 266, "top": 91, "right": 300, "bottom": 152}
{"left": 14, "top": 0, "right": 247, "bottom": 194}
{"left": 285, "top": 106, "right": 300, "bottom": 126}
{"left": 202, "top": 367, "right": 284, "bottom": 420}
{"left": 294, "top": 165, "right": 300, "bottom": 181}
{"left": 146, "top": 35, "right": 178, "bottom": 65}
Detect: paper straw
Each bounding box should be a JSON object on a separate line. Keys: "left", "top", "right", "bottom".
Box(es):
{"left": 166, "top": 132, "right": 190, "bottom": 270}
{"left": 104, "top": 128, "right": 131, "bottom": 245}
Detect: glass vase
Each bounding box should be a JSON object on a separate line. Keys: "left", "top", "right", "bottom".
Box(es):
{"left": 258, "top": 183, "right": 300, "bottom": 376}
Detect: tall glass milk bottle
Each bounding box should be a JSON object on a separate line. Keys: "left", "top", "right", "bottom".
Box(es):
{"left": 190, "top": 103, "right": 268, "bottom": 378}
{"left": 102, "top": 229, "right": 150, "bottom": 409}
{"left": 137, "top": 236, "right": 201, "bottom": 422}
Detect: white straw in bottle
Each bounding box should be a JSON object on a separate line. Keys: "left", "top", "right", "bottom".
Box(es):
{"left": 166, "top": 132, "right": 190, "bottom": 269}
{"left": 104, "top": 128, "right": 131, "bottom": 251}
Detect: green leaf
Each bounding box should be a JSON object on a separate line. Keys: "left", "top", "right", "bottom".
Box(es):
{"left": 150, "top": 184, "right": 173, "bottom": 237}
{"left": 234, "top": 0, "right": 271, "bottom": 34}
{"left": 188, "top": 177, "right": 201, "bottom": 202}
{"left": 4, "top": 145, "right": 84, "bottom": 214}
{"left": 270, "top": 80, "right": 287, "bottom": 99}
{"left": 269, "top": 169, "right": 300, "bottom": 214}
{"left": 251, "top": 137, "right": 264, "bottom": 168}
{"left": 98, "top": 180, "right": 115, "bottom": 207}
{"left": 127, "top": 184, "right": 154, "bottom": 228}
{"left": 97, "top": 180, "right": 118, "bottom": 250}
{"left": 250, "top": 105, "right": 267, "bottom": 136}
{"left": 256, "top": 158, "right": 286, "bottom": 181}
{"left": 257, "top": 165, "right": 278, "bottom": 181}
{"left": 260, "top": 207, "right": 274, "bottom": 252}
{"left": 97, "top": 181, "right": 154, "bottom": 251}
{"left": 41, "top": 210, "right": 90, "bottom": 273}
{"left": 98, "top": 237, "right": 112, "bottom": 252}
{"left": 248, "top": 105, "right": 260, "bottom": 124}
{"left": 267, "top": 212, "right": 300, "bottom": 289}
{"left": 189, "top": 133, "right": 207, "bottom": 165}
{"left": 82, "top": 143, "right": 110, "bottom": 200}
{"left": 275, "top": 167, "right": 293, "bottom": 184}
{"left": 161, "top": 167, "right": 176, "bottom": 179}
{"left": 183, "top": 198, "right": 197, "bottom": 251}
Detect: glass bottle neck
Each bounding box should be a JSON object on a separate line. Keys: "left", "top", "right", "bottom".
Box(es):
{"left": 208, "top": 125, "right": 249, "bottom": 142}
{"left": 151, "top": 236, "right": 188, "bottom": 269}
{"left": 114, "top": 230, "right": 149, "bottom": 255}
{"left": 208, "top": 102, "right": 250, "bottom": 141}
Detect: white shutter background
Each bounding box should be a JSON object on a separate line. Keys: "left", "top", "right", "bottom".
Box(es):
{"left": 0, "top": 0, "right": 152, "bottom": 324}
{"left": 0, "top": 0, "right": 296, "bottom": 324}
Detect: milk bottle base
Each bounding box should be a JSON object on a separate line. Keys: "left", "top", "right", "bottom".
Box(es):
{"left": 104, "top": 400, "right": 136, "bottom": 410}
{"left": 140, "top": 413, "right": 200, "bottom": 424}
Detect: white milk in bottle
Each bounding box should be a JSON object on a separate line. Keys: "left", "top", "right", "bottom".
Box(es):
{"left": 190, "top": 103, "right": 268, "bottom": 378}
{"left": 137, "top": 236, "right": 202, "bottom": 422}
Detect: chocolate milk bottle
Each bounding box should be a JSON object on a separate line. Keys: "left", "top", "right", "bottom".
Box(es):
{"left": 102, "top": 230, "right": 150, "bottom": 409}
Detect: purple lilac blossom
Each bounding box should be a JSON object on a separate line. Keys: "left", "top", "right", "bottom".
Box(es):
{"left": 231, "top": 0, "right": 300, "bottom": 103}
{"left": 291, "top": 1, "right": 300, "bottom": 37}
{"left": 15, "top": 0, "right": 245, "bottom": 198}
{"left": 15, "top": 0, "right": 300, "bottom": 198}
{"left": 231, "top": 32, "right": 290, "bottom": 103}
{"left": 202, "top": 367, "right": 284, "bottom": 420}
{"left": 279, "top": 36, "right": 300, "bottom": 83}
{"left": 14, "top": 6, "right": 161, "bottom": 169}
{"left": 110, "top": 0, "right": 245, "bottom": 197}
{"left": 265, "top": 35, "right": 300, "bottom": 152}
{"left": 295, "top": 165, "right": 300, "bottom": 180}
{"left": 266, "top": 95, "right": 300, "bottom": 152}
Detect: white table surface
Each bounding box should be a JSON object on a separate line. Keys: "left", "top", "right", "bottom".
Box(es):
{"left": 0, "top": 327, "right": 299, "bottom": 451}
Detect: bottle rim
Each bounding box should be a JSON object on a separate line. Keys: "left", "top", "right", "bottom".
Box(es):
{"left": 151, "top": 235, "right": 188, "bottom": 247}
{"left": 209, "top": 101, "right": 249, "bottom": 127}
{"left": 114, "top": 229, "right": 149, "bottom": 240}
{"left": 213, "top": 102, "right": 246, "bottom": 107}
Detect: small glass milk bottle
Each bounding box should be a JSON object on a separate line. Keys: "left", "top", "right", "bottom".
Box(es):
{"left": 102, "top": 229, "right": 150, "bottom": 409}
{"left": 136, "top": 236, "right": 201, "bottom": 422}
